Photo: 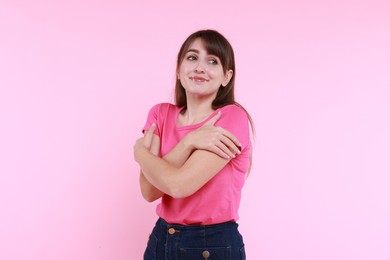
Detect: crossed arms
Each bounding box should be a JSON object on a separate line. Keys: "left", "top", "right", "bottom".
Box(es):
{"left": 134, "top": 112, "right": 241, "bottom": 201}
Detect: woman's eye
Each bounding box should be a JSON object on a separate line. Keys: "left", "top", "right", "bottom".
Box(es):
{"left": 209, "top": 59, "right": 218, "bottom": 65}
{"left": 187, "top": 55, "right": 197, "bottom": 61}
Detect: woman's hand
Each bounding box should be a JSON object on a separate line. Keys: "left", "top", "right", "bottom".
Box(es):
{"left": 184, "top": 112, "right": 241, "bottom": 159}
{"left": 134, "top": 124, "right": 159, "bottom": 162}
{"left": 133, "top": 137, "right": 146, "bottom": 162}
{"left": 143, "top": 124, "right": 155, "bottom": 148}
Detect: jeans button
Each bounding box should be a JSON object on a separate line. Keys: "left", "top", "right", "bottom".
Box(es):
{"left": 202, "top": 250, "right": 210, "bottom": 259}
{"left": 168, "top": 228, "right": 175, "bottom": 235}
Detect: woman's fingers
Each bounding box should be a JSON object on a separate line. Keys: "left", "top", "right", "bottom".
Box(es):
{"left": 219, "top": 128, "right": 241, "bottom": 154}
{"left": 207, "top": 145, "right": 231, "bottom": 159}
{"left": 207, "top": 136, "right": 240, "bottom": 159}
{"left": 201, "top": 130, "right": 240, "bottom": 158}
{"left": 186, "top": 112, "right": 242, "bottom": 159}
{"left": 212, "top": 134, "right": 240, "bottom": 158}
{"left": 143, "top": 124, "right": 156, "bottom": 149}
{"left": 205, "top": 112, "right": 241, "bottom": 152}
{"left": 214, "top": 141, "right": 235, "bottom": 159}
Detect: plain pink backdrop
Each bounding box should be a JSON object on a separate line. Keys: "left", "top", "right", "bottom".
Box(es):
{"left": 1, "top": 0, "right": 389, "bottom": 259}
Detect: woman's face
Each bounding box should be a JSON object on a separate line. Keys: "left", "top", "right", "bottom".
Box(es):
{"left": 178, "top": 38, "right": 232, "bottom": 101}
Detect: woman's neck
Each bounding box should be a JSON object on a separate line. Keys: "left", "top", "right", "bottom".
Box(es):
{"left": 180, "top": 98, "right": 215, "bottom": 126}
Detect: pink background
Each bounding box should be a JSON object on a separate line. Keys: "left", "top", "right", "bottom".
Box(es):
{"left": 1, "top": 0, "right": 389, "bottom": 259}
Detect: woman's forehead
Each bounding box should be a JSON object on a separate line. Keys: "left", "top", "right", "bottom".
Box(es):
{"left": 186, "top": 38, "right": 220, "bottom": 57}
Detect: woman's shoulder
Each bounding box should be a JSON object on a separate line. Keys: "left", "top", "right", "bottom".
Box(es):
{"left": 149, "top": 103, "right": 182, "bottom": 113}
{"left": 219, "top": 103, "right": 249, "bottom": 119}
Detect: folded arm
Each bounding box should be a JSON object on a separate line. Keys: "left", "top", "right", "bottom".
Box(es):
{"left": 138, "top": 112, "right": 241, "bottom": 201}
{"left": 136, "top": 138, "right": 231, "bottom": 199}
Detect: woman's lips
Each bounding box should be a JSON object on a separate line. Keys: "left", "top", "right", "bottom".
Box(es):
{"left": 190, "top": 76, "right": 209, "bottom": 82}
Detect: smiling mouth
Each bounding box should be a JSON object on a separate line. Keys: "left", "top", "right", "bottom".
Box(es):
{"left": 190, "top": 76, "right": 209, "bottom": 82}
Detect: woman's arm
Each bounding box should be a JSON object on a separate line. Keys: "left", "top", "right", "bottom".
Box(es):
{"left": 163, "top": 111, "right": 241, "bottom": 167}
{"left": 139, "top": 112, "right": 241, "bottom": 201}
{"left": 135, "top": 133, "right": 232, "bottom": 199}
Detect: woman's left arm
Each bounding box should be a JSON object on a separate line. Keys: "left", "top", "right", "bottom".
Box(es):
{"left": 162, "top": 112, "right": 241, "bottom": 167}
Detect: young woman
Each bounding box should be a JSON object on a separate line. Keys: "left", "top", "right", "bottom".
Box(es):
{"left": 134, "top": 29, "right": 252, "bottom": 260}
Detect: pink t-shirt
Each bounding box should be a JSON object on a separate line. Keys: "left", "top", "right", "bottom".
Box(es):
{"left": 143, "top": 103, "right": 251, "bottom": 225}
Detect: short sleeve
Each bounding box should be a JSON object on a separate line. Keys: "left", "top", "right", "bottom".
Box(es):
{"left": 215, "top": 105, "right": 251, "bottom": 151}
{"left": 214, "top": 105, "right": 252, "bottom": 173}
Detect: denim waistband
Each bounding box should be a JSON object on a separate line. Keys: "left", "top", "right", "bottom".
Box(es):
{"left": 156, "top": 217, "right": 237, "bottom": 231}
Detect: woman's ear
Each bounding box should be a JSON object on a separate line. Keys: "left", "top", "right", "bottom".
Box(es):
{"left": 222, "top": 69, "right": 233, "bottom": 87}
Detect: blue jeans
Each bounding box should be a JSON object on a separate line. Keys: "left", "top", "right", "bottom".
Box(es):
{"left": 144, "top": 218, "right": 246, "bottom": 260}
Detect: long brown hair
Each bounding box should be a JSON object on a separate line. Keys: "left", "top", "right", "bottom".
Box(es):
{"left": 174, "top": 29, "right": 255, "bottom": 173}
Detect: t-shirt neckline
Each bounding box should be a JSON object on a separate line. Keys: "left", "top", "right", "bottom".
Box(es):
{"left": 175, "top": 106, "right": 222, "bottom": 130}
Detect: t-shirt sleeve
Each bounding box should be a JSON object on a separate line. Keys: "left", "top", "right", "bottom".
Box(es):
{"left": 142, "top": 103, "right": 162, "bottom": 137}
{"left": 214, "top": 105, "right": 252, "bottom": 173}
{"left": 215, "top": 105, "right": 251, "bottom": 152}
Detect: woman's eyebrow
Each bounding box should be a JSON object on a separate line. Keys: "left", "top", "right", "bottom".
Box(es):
{"left": 186, "top": 49, "right": 199, "bottom": 53}
{"left": 186, "top": 49, "right": 217, "bottom": 58}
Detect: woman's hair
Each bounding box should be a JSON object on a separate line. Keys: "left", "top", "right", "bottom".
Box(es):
{"left": 174, "top": 29, "right": 255, "bottom": 173}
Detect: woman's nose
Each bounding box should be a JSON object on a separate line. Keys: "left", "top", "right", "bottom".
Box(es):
{"left": 194, "top": 61, "right": 206, "bottom": 73}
